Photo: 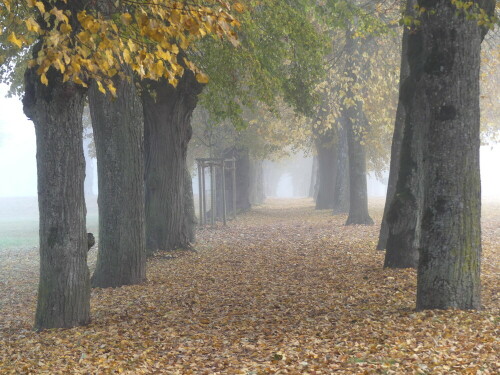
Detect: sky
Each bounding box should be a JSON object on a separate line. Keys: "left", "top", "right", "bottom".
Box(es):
{"left": 0, "top": 83, "right": 499, "bottom": 199}
{"left": 0, "top": 85, "right": 37, "bottom": 197}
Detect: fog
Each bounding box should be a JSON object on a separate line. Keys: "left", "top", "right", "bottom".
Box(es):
{"left": 0, "top": 84, "right": 499, "bottom": 202}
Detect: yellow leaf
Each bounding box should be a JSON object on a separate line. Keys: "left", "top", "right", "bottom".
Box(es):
{"left": 35, "top": 1, "right": 45, "bottom": 14}
{"left": 59, "top": 22, "right": 72, "bottom": 34}
{"left": 121, "top": 13, "right": 133, "bottom": 25}
{"left": 233, "top": 2, "right": 245, "bottom": 13}
{"left": 123, "top": 49, "right": 132, "bottom": 64}
{"left": 97, "top": 81, "right": 106, "bottom": 94}
{"left": 7, "top": 32, "right": 23, "bottom": 48}
{"left": 40, "top": 73, "right": 48, "bottom": 86}
{"left": 195, "top": 72, "right": 209, "bottom": 84}
{"left": 55, "top": 58, "right": 65, "bottom": 73}
{"left": 107, "top": 82, "right": 117, "bottom": 97}
{"left": 25, "top": 17, "right": 41, "bottom": 33}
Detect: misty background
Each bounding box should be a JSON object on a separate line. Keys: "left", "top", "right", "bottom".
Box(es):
{"left": 1, "top": 81, "right": 499, "bottom": 248}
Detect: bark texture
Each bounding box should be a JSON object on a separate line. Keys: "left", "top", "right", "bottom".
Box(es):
{"left": 414, "top": 0, "right": 494, "bottom": 310}
{"left": 142, "top": 73, "right": 203, "bottom": 254}
{"left": 383, "top": 0, "right": 421, "bottom": 268}
{"left": 344, "top": 111, "right": 373, "bottom": 226}
{"left": 333, "top": 123, "right": 350, "bottom": 214}
{"left": 314, "top": 130, "right": 337, "bottom": 210}
{"left": 23, "top": 64, "right": 90, "bottom": 330}
{"left": 88, "top": 76, "right": 146, "bottom": 288}
{"left": 224, "top": 147, "right": 252, "bottom": 213}
{"left": 377, "top": 0, "right": 414, "bottom": 250}
{"left": 250, "top": 159, "right": 266, "bottom": 205}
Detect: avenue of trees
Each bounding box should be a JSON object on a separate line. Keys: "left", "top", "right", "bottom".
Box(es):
{"left": 0, "top": 0, "right": 498, "bottom": 329}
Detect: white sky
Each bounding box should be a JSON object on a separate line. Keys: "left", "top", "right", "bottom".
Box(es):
{"left": 0, "top": 83, "right": 499, "bottom": 199}
{"left": 0, "top": 84, "right": 37, "bottom": 197}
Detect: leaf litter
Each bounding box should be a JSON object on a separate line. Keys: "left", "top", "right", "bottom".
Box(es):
{"left": 0, "top": 198, "right": 498, "bottom": 374}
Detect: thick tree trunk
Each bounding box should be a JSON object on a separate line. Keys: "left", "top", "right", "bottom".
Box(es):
{"left": 314, "top": 131, "right": 337, "bottom": 210}
{"left": 88, "top": 76, "right": 146, "bottom": 288}
{"left": 344, "top": 111, "right": 374, "bottom": 225}
{"left": 383, "top": 104, "right": 422, "bottom": 268}
{"left": 23, "top": 65, "right": 90, "bottom": 330}
{"left": 225, "top": 147, "right": 252, "bottom": 213}
{"left": 377, "top": 1, "right": 413, "bottom": 250}
{"left": 413, "top": 0, "right": 494, "bottom": 310}
{"left": 143, "top": 73, "right": 203, "bottom": 254}
{"left": 382, "top": 0, "right": 420, "bottom": 268}
{"left": 333, "top": 123, "right": 350, "bottom": 214}
{"left": 250, "top": 159, "right": 265, "bottom": 205}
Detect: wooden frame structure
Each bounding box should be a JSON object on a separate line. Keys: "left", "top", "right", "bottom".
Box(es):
{"left": 196, "top": 158, "right": 236, "bottom": 226}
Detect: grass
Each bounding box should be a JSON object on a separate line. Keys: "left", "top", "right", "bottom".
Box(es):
{"left": 0, "top": 196, "right": 99, "bottom": 250}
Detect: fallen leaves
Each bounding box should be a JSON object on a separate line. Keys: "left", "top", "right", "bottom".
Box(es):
{"left": 0, "top": 198, "right": 499, "bottom": 374}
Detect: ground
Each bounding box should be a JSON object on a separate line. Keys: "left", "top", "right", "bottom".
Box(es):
{"left": 0, "top": 198, "right": 498, "bottom": 374}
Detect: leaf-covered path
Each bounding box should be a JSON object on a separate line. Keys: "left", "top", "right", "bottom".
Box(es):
{"left": 1, "top": 198, "right": 499, "bottom": 374}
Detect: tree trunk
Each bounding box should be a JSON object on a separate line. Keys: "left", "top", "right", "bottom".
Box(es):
{"left": 88, "top": 76, "right": 146, "bottom": 288}
{"left": 333, "top": 123, "right": 350, "bottom": 214}
{"left": 344, "top": 111, "right": 374, "bottom": 225}
{"left": 23, "top": 64, "right": 90, "bottom": 330}
{"left": 250, "top": 159, "right": 265, "bottom": 205}
{"left": 377, "top": 0, "right": 414, "bottom": 250}
{"left": 383, "top": 0, "right": 421, "bottom": 269}
{"left": 314, "top": 130, "right": 337, "bottom": 210}
{"left": 225, "top": 147, "right": 252, "bottom": 213}
{"left": 414, "top": 0, "right": 493, "bottom": 310}
{"left": 383, "top": 101, "right": 422, "bottom": 268}
{"left": 142, "top": 73, "right": 203, "bottom": 254}
{"left": 183, "top": 167, "right": 197, "bottom": 243}
{"left": 341, "top": 31, "right": 373, "bottom": 226}
{"left": 308, "top": 156, "right": 318, "bottom": 198}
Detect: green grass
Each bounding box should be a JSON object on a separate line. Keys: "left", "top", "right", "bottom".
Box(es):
{"left": 0, "top": 196, "right": 99, "bottom": 250}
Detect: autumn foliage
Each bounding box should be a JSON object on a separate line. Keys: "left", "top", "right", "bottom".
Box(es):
{"left": 1, "top": 0, "right": 242, "bottom": 92}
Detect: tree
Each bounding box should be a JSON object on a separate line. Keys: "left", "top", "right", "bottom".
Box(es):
{"left": 21, "top": 0, "right": 91, "bottom": 330}
{"left": 143, "top": 72, "right": 203, "bottom": 254}
{"left": 410, "top": 0, "right": 496, "bottom": 310}
{"left": 88, "top": 72, "right": 146, "bottom": 288}
{"left": 313, "top": 127, "right": 338, "bottom": 210}
{"left": 341, "top": 30, "right": 374, "bottom": 226}
{"left": 377, "top": 0, "right": 415, "bottom": 252}
{"left": 381, "top": 0, "right": 421, "bottom": 269}
{"left": 308, "top": 1, "right": 399, "bottom": 220}
{"left": 2, "top": 0, "right": 241, "bottom": 329}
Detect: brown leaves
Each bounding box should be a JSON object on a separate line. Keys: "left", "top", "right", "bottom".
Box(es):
{"left": 1, "top": 198, "right": 499, "bottom": 374}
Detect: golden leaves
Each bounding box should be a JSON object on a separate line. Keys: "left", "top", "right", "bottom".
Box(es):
{"left": 195, "top": 72, "right": 209, "bottom": 84}
{"left": 7, "top": 31, "right": 22, "bottom": 48}
{"left": 3, "top": 0, "right": 241, "bottom": 94}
